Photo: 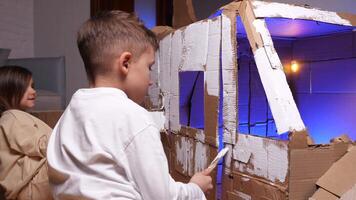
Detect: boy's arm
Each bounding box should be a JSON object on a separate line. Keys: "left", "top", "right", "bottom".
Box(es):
{"left": 125, "top": 125, "right": 206, "bottom": 200}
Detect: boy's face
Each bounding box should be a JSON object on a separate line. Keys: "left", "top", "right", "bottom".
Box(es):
{"left": 125, "top": 47, "right": 155, "bottom": 105}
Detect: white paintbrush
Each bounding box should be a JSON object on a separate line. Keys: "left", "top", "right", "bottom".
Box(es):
{"left": 208, "top": 147, "right": 229, "bottom": 170}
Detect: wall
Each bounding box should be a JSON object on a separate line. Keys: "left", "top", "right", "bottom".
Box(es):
{"left": 135, "top": 0, "right": 156, "bottom": 29}
{"left": 289, "top": 32, "right": 356, "bottom": 143}
{"left": 34, "top": 0, "right": 90, "bottom": 104}
{"left": 0, "top": 0, "right": 34, "bottom": 58}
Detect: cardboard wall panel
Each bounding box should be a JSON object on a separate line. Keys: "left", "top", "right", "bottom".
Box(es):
{"left": 232, "top": 134, "right": 289, "bottom": 184}
{"left": 179, "top": 20, "right": 208, "bottom": 72}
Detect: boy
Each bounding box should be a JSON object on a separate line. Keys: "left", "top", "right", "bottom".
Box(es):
{"left": 47, "top": 11, "right": 213, "bottom": 200}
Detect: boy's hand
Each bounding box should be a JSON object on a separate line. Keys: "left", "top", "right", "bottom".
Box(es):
{"left": 189, "top": 168, "right": 213, "bottom": 192}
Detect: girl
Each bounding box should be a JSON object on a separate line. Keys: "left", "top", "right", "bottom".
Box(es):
{"left": 0, "top": 66, "right": 53, "bottom": 200}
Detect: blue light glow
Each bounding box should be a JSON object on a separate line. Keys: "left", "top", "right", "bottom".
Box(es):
{"left": 135, "top": 0, "right": 156, "bottom": 29}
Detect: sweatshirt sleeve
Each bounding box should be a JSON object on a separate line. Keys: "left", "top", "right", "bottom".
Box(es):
{"left": 1, "top": 115, "right": 48, "bottom": 158}
{"left": 124, "top": 125, "right": 207, "bottom": 200}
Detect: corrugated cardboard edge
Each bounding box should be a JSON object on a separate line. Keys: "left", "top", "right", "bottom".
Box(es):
{"left": 289, "top": 142, "right": 349, "bottom": 200}
{"left": 220, "top": 3, "right": 239, "bottom": 145}
{"left": 151, "top": 26, "right": 175, "bottom": 41}
{"left": 309, "top": 188, "right": 338, "bottom": 200}
{"left": 316, "top": 146, "right": 356, "bottom": 197}
{"left": 338, "top": 12, "right": 356, "bottom": 26}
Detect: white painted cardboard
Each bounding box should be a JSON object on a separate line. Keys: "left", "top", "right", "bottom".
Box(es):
{"left": 252, "top": 0, "right": 352, "bottom": 26}
{"left": 221, "top": 14, "right": 237, "bottom": 144}
{"left": 233, "top": 134, "right": 289, "bottom": 183}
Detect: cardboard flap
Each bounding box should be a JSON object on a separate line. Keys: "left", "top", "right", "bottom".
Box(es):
{"left": 233, "top": 148, "right": 252, "bottom": 164}
{"left": 330, "top": 134, "right": 352, "bottom": 144}
{"left": 289, "top": 131, "right": 309, "bottom": 149}
{"left": 310, "top": 188, "right": 338, "bottom": 200}
{"left": 340, "top": 184, "right": 356, "bottom": 200}
{"left": 173, "top": 0, "right": 197, "bottom": 29}
{"left": 151, "top": 26, "right": 175, "bottom": 40}
{"left": 316, "top": 146, "right": 356, "bottom": 197}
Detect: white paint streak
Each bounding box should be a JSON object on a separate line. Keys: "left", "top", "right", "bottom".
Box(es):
{"left": 169, "top": 30, "right": 181, "bottom": 132}
{"left": 175, "top": 137, "right": 193, "bottom": 175}
{"left": 224, "top": 144, "right": 233, "bottom": 169}
{"left": 254, "top": 47, "right": 305, "bottom": 133}
{"left": 252, "top": 0, "right": 352, "bottom": 26}
{"left": 149, "top": 111, "right": 166, "bottom": 131}
{"left": 252, "top": 19, "right": 283, "bottom": 70}
{"left": 195, "top": 129, "right": 205, "bottom": 143}
{"left": 169, "top": 95, "right": 180, "bottom": 132}
{"left": 194, "top": 142, "right": 208, "bottom": 173}
{"left": 147, "top": 51, "right": 162, "bottom": 108}
{"left": 179, "top": 21, "right": 209, "bottom": 71}
{"left": 170, "top": 31, "right": 181, "bottom": 97}
{"left": 205, "top": 70, "right": 219, "bottom": 96}
{"left": 252, "top": 19, "right": 273, "bottom": 46}
{"left": 233, "top": 134, "right": 289, "bottom": 183}
{"left": 159, "top": 35, "right": 172, "bottom": 95}
{"left": 235, "top": 191, "right": 252, "bottom": 200}
{"left": 221, "top": 14, "right": 237, "bottom": 144}
{"left": 206, "top": 17, "right": 221, "bottom": 97}
{"left": 233, "top": 148, "right": 251, "bottom": 164}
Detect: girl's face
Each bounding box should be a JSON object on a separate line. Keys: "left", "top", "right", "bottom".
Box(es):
{"left": 19, "top": 78, "right": 36, "bottom": 110}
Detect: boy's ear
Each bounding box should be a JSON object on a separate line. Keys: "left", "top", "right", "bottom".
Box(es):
{"left": 118, "top": 52, "right": 132, "bottom": 76}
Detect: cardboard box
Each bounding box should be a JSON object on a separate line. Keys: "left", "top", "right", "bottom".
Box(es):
{"left": 223, "top": 133, "right": 349, "bottom": 200}
{"left": 148, "top": 0, "right": 356, "bottom": 199}
{"left": 310, "top": 146, "right": 356, "bottom": 199}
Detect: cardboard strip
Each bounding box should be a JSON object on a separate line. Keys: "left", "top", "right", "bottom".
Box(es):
{"left": 239, "top": 1, "right": 263, "bottom": 52}
{"left": 221, "top": 13, "right": 238, "bottom": 144}
{"left": 169, "top": 30, "right": 182, "bottom": 132}
{"left": 205, "top": 17, "right": 221, "bottom": 97}
{"left": 204, "top": 87, "right": 220, "bottom": 147}
{"left": 239, "top": 1, "right": 305, "bottom": 133}
{"left": 252, "top": 0, "right": 353, "bottom": 26}
{"left": 159, "top": 35, "right": 172, "bottom": 130}
{"left": 253, "top": 47, "right": 305, "bottom": 133}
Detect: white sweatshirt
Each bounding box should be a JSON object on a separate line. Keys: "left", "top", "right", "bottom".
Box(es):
{"left": 47, "top": 88, "right": 206, "bottom": 200}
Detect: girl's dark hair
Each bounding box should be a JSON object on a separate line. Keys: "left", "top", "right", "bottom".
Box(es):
{"left": 0, "top": 66, "right": 32, "bottom": 115}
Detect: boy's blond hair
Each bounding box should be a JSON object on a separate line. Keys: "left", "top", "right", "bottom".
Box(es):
{"left": 77, "top": 10, "right": 158, "bottom": 83}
